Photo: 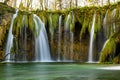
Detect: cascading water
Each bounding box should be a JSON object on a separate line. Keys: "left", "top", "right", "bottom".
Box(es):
{"left": 63, "top": 14, "right": 70, "bottom": 61}
{"left": 111, "top": 9, "right": 116, "bottom": 32}
{"left": 70, "top": 12, "right": 74, "bottom": 61}
{"left": 49, "top": 14, "right": 54, "bottom": 44}
{"left": 33, "top": 14, "right": 52, "bottom": 62}
{"left": 101, "top": 39, "right": 109, "bottom": 52}
{"left": 57, "top": 15, "right": 62, "bottom": 61}
{"left": 103, "top": 10, "right": 108, "bottom": 38}
{"left": 5, "top": 9, "right": 18, "bottom": 62}
{"left": 70, "top": 32, "right": 74, "bottom": 60}
{"left": 88, "top": 13, "right": 96, "bottom": 63}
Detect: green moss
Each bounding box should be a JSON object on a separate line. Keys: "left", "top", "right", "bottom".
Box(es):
{"left": 28, "top": 14, "right": 36, "bottom": 37}
{"left": 24, "top": 15, "right": 28, "bottom": 27}
{"left": 0, "top": 2, "right": 15, "bottom": 16}
{"left": 113, "top": 55, "right": 120, "bottom": 63}
{"left": 49, "top": 14, "right": 54, "bottom": 36}
{"left": 80, "top": 15, "right": 90, "bottom": 38}
{"left": 100, "top": 31, "right": 120, "bottom": 63}
{"left": 64, "top": 13, "right": 71, "bottom": 30}
{"left": 12, "top": 12, "right": 36, "bottom": 37}
{"left": 51, "top": 13, "right": 59, "bottom": 29}
{"left": 94, "top": 13, "right": 101, "bottom": 33}
{"left": 100, "top": 38, "right": 116, "bottom": 62}
{"left": 12, "top": 13, "right": 23, "bottom": 37}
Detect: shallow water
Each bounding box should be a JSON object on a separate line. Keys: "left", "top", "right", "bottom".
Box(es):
{"left": 0, "top": 63, "right": 120, "bottom": 80}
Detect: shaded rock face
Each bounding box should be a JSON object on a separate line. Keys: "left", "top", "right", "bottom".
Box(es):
{"left": 46, "top": 14, "right": 100, "bottom": 62}
{"left": 14, "top": 27, "right": 35, "bottom": 61}
{"left": 0, "top": 13, "right": 13, "bottom": 60}
{"left": 48, "top": 21, "right": 105, "bottom": 62}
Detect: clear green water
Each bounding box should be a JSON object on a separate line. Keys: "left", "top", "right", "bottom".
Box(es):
{"left": 0, "top": 63, "right": 120, "bottom": 80}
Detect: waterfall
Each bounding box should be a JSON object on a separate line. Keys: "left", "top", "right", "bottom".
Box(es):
{"left": 88, "top": 13, "right": 96, "bottom": 63}
{"left": 111, "top": 9, "right": 116, "bottom": 32}
{"left": 103, "top": 10, "right": 108, "bottom": 38}
{"left": 101, "top": 39, "right": 109, "bottom": 51}
{"left": 5, "top": 9, "right": 18, "bottom": 62}
{"left": 70, "top": 32, "right": 74, "bottom": 60}
{"left": 33, "top": 14, "right": 52, "bottom": 62}
{"left": 49, "top": 14, "right": 54, "bottom": 44}
{"left": 63, "top": 14, "right": 70, "bottom": 61}
{"left": 57, "top": 15, "right": 62, "bottom": 61}
{"left": 70, "top": 12, "right": 74, "bottom": 61}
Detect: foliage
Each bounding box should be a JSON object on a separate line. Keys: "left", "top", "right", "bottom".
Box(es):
{"left": 113, "top": 55, "right": 120, "bottom": 63}
{"left": 0, "top": 2, "right": 15, "bottom": 16}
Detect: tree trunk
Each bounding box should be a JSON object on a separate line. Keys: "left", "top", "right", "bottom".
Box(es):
{"left": 4, "top": 0, "right": 9, "bottom": 4}
{"left": 107, "top": 0, "right": 110, "bottom": 5}
{"left": 101, "top": 0, "right": 103, "bottom": 6}
{"left": 69, "top": 0, "right": 72, "bottom": 9}
{"left": 59, "top": 0, "right": 62, "bottom": 10}
{"left": 44, "top": 0, "right": 48, "bottom": 10}
{"left": 39, "top": 0, "right": 43, "bottom": 10}
{"left": 75, "top": 0, "right": 77, "bottom": 7}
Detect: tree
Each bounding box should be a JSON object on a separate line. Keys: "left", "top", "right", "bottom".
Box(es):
{"left": 44, "top": 0, "right": 48, "bottom": 10}
{"left": 75, "top": 0, "right": 78, "bottom": 7}
{"left": 4, "top": 0, "right": 9, "bottom": 4}
{"left": 69, "top": 0, "right": 72, "bottom": 9}
{"left": 107, "top": 0, "right": 110, "bottom": 5}
{"left": 57, "top": 0, "right": 62, "bottom": 10}
{"left": 101, "top": 0, "right": 103, "bottom": 6}
{"left": 26, "top": 0, "right": 33, "bottom": 10}
{"left": 12, "top": 0, "right": 17, "bottom": 8}
{"left": 39, "top": 0, "right": 44, "bottom": 10}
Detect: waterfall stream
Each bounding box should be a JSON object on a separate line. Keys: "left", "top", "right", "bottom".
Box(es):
{"left": 4, "top": 9, "right": 117, "bottom": 63}
{"left": 88, "top": 13, "right": 96, "bottom": 63}
{"left": 111, "top": 9, "right": 116, "bottom": 32}
{"left": 57, "top": 15, "right": 62, "bottom": 61}
{"left": 63, "top": 14, "right": 70, "bottom": 61}
{"left": 5, "top": 9, "right": 18, "bottom": 62}
{"left": 33, "top": 14, "right": 52, "bottom": 62}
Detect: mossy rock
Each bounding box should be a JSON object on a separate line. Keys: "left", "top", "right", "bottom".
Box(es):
{"left": 113, "top": 55, "right": 120, "bottom": 63}
{"left": 12, "top": 13, "right": 23, "bottom": 37}
{"left": 12, "top": 12, "right": 36, "bottom": 37}
{"left": 100, "top": 31, "right": 120, "bottom": 63}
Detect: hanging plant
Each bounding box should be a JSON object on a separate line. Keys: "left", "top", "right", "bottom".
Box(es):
{"left": 94, "top": 13, "right": 101, "bottom": 33}
{"left": 28, "top": 14, "right": 36, "bottom": 37}
{"left": 12, "top": 13, "right": 23, "bottom": 37}
{"left": 80, "top": 14, "right": 90, "bottom": 38}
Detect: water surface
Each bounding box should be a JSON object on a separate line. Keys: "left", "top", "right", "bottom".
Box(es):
{"left": 0, "top": 63, "right": 120, "bottom": 80}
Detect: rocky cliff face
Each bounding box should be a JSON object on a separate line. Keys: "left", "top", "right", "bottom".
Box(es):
{"left": 0, "top": 2, "right": 14, "bottom": 61}
{"left": 0, "top": 2, "right": 120, "bottom": 63}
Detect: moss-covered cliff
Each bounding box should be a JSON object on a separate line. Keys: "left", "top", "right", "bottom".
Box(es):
{"left": 1, "top": 2, "right": 120, "bottom": 63}
{"left": 0, "top": 2, "right": 14, "bottom": 61}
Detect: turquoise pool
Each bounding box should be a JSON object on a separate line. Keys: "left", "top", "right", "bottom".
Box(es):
{"left": 0, "top": 63, "right": 120, "bottom": 80}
